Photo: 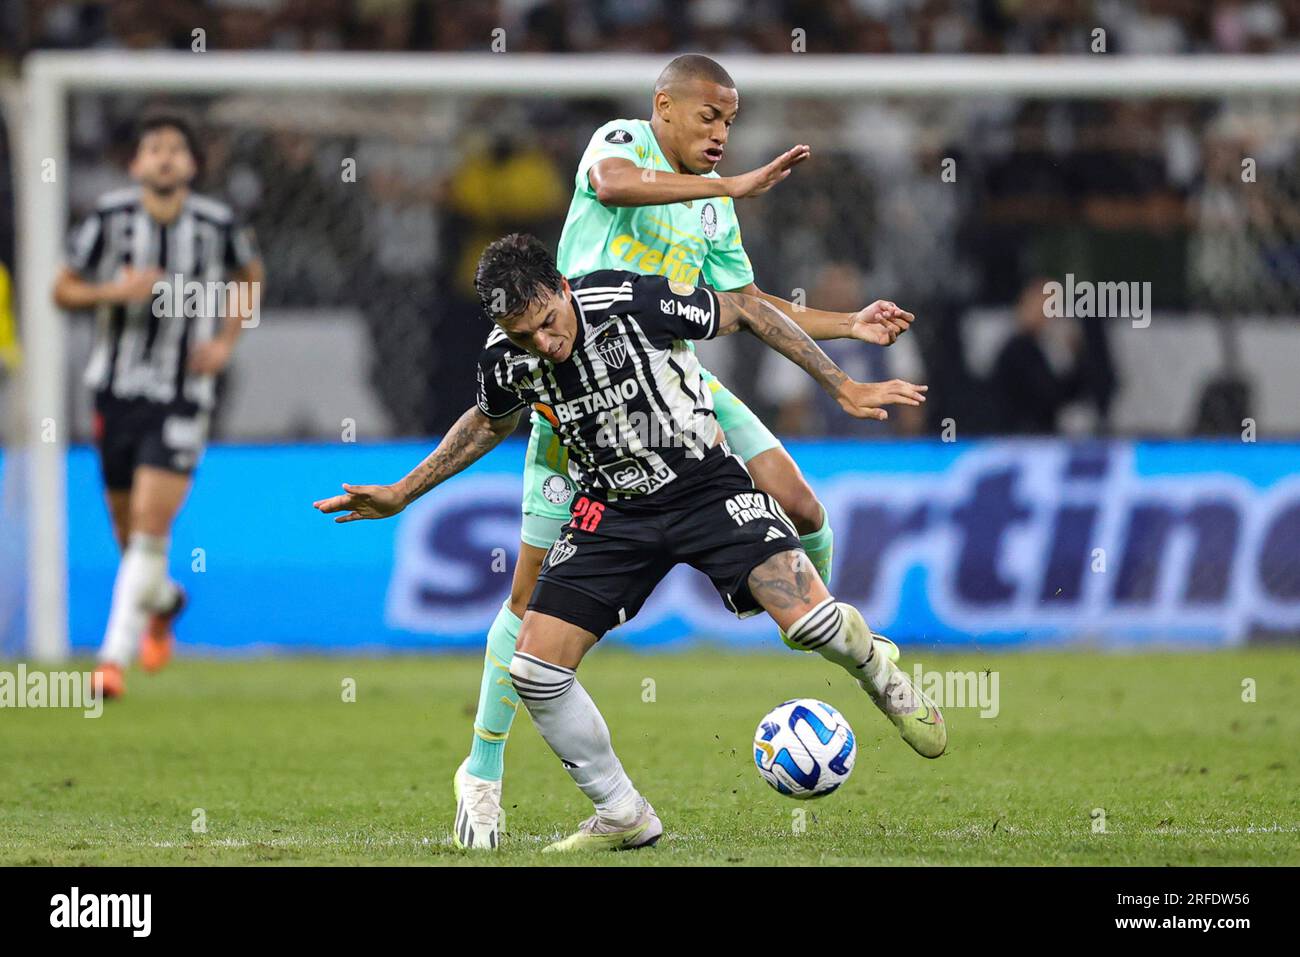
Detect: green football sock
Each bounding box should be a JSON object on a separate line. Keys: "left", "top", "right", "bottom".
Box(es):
{"left": 465, "top": 601, "right": 522, "bottom": 782}
{"left": 799, "top": 507, "right": 835, "bottom": 586}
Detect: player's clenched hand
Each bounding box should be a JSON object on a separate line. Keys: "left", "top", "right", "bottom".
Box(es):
{"left": 850, "top": 300, "right": 914, "bottom": 346}
{"left": 726, "top": 145, "right": 811, "bottom": 199}
{"left": 312, "top": 483, "right": 406, "bottom": 523}
{"left": 835, "top": 379, "right": 927, "bottom": 421}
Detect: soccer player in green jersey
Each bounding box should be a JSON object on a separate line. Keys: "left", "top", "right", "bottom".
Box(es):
{"left": 452, "top": 55, "right": 917, "bottom": 848}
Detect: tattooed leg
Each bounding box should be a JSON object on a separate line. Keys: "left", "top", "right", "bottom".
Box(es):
{"left": 748, "top": 549, "right": 876, "bottom": 674}
{"left": 746, "top": 549, "right": 831, "bottom": 632}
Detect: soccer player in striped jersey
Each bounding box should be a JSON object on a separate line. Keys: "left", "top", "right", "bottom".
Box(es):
{"left": 313, "top": 235, "right": 945, "bottom": 851}
{"left": 52, "top": 113, "right": 264, "bottom": 698}
{"left": 448, "top": 55, "right": 916, "bottom": 847}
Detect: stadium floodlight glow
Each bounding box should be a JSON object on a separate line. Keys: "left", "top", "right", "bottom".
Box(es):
{"left": 16, "top": 51, "right": 1300, "bottom": 660}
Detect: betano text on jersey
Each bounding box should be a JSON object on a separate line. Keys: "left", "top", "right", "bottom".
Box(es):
{"left": 477, "top": 270, "right": 725, "bottom": 499}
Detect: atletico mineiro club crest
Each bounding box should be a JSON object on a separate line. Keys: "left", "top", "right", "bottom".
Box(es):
{"left": 596, "top": 334, "right": 628, "bottom": 369}
{"left": 547, "top": 537, "right": 577, "bottom": 567}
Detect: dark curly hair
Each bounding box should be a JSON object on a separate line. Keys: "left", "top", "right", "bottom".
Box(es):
{"left": 475, "top": 233, "right": 565, "bottom": 322}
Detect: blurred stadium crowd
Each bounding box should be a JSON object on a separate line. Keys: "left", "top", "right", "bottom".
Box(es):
{"left": 5, "top": 0, "right": 1298, "bottom": 55}
{"left": 1, "top": 1, "right": 1298, "bottom": 441}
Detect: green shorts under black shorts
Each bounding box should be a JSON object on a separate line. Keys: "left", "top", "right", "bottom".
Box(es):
{"left": 518, "top": 371, "right": 780, "bottom": 549}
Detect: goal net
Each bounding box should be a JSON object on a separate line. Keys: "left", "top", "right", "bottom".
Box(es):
{"left": 10, "top": 53, "right": 1300, "bottom": 658}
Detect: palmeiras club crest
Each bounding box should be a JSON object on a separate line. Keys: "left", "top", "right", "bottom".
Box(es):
{"left": 541, "top": 474, "right": 572, "bottom": 505}
{"left": 700, "top": 202, "right": 718, "bottom": 238}
{"left": 596, "top": 334, "right": 629, "bottom": 369}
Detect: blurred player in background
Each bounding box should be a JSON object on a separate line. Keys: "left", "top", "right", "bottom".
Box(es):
{"left": 453, "top": 55, "right": 915, "bottom": 847}
{"left": 52, "top": 113, "right": 263, "bottom": 698}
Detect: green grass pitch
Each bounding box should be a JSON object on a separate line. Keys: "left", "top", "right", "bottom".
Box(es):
{"left": 2, "top": 648, "right": 1296, "bottom": 866}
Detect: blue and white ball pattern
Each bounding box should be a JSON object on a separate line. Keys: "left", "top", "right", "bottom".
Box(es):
{"left": 753, "top": 699, "right": 856, "bottom": 799}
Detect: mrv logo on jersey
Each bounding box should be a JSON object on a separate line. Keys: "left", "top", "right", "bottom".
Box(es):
{"left": 50, "top": 887, "right": 151, "bottom": 937}
{"left": 659, "top": 297, "right": 710, "bottom": 327}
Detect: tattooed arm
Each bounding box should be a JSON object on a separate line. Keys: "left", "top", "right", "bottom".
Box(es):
{"left": 724, "top": 282, "right": 914, "bottom": 346}
{"left": 713, "top": 290, "right": 927, "bottom": 421}
{"left": 312, "top": 405, "right": 521, "bottom": 523}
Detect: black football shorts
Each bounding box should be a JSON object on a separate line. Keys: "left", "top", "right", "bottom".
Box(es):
{"left": 94, "top": 394, "right": 210, "bottom": 491}
{"left": 528, "top": 449, "right": 804, "bottom": 638}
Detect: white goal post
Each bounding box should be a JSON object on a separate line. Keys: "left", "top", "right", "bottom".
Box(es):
{"left": 16, "top": 51, "right": 1300, "bottom": 661}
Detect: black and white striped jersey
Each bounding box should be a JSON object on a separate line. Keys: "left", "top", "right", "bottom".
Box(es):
{"left": 67, "top": 187, "right": 258, "bottom": 411}
{"left": 477, "top": 270, "right": 724, "bottom": 498}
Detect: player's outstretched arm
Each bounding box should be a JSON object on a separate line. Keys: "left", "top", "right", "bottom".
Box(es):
{"left": 714, "top": 291, "right": 926, "bottom": 422}
{"left": 313, "top": 405, "right": 521, "bottom": 523}
{"left": 588, "top": 145, "right": 810, "bottom": 208}
{"left": 725, "top": 282, "right": 914, "bottom": 346}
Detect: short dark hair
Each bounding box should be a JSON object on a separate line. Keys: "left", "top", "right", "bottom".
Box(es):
{"left": 132, "top": 111, "right": 202, "bottom": 169}
{"left": 654, "top": 54, "right": 735, "bottom": 94}
{"left": 475, "top": 233, "right": 565, "bottom": 322}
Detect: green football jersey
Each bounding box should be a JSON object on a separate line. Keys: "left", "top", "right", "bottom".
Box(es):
{"left": 519, "top": 118, "right": 778, "bottom": 527}
{"left": 556, "top": 118, "right": 754, "bottom": 291}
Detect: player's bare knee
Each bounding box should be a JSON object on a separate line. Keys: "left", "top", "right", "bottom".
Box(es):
{"left": 514, "top": 620, "right": 538, "bottom": 657}
{"left": 509, "top": 615, "right": 577, "bottom": 701}
{"left": 508, "top": 647, "right": 575, "bottom": 705}
{"left": 513, "top": 612, "right": 551, "bottom": 659}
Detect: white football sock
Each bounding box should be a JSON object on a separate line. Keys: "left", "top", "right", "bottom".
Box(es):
{"left": 98, "top": 533, "right": 170, "bottom": 667}
{"left": 509, "top": 651, "right": 640, "bottom": 826}
{"left": 785, "top": 598, "right": 888, "bottom": 690}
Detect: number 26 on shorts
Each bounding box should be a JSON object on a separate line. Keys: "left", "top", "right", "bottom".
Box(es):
{"left": 570, "top": 496, "right": 605, "bottom": 532}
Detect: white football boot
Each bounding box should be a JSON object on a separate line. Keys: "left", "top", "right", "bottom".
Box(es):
{"left": 859, "top": 654, "right": 947, "bottom": 759}
{"left": 452, "top": 758, "right": 503, "bottom": 850}
{"left": 543, "top": 797, "right": 663, "bottom": 853}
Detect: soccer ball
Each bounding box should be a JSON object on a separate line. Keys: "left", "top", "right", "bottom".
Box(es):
{"left": 753, "top": 698, "right": 856, "bottom": 799}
